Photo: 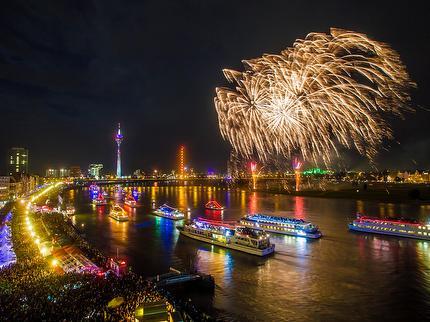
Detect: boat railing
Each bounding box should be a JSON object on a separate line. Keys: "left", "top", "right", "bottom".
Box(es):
{"left": 246, "top": 217, "right": 309, "bottom": 227}
{"left": 247, "top": 214, "right": 308, "bottom": 224}
{"left": 197, "top": 217, "right": 237, "bottom": 229}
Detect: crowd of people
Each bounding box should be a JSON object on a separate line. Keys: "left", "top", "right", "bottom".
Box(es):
{"left": 0, "top": 198, "right": 215, "bottom": 321}
{"left": 0, "top": 260, "right": 168, "bottom": 320}
{"left": 39, "top": 211, "right": 107, "bottom": 267}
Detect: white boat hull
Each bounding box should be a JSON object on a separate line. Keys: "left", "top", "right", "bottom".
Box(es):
{"left": 349, "top": 223, "right": 430, "bottom": 241}
{"left": 109, "top": 214, "right": 129, "bottom": 222}
{"left": 153, "top": 211, "right": 184, "bottom": 221}
{"left": 179, "top": 228, "right": 275, "bottom": 256}
{"left": 205, "top": 207, "right": 224, "bottom": 211}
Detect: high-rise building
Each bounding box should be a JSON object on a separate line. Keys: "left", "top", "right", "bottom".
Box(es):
{"left": 45, "top": 168, "right": 70, "bottom": 178}
{"left": 45, "top": 169, "right": 59, "bottom": 178}
{"left": 59, "top": 168, "right": 70, "bottom": 177}
{"left": 115, "top": 123, "right": 124, "bottom": 178}
{"left": 8, "top": 147, "right": 29, "bottom": 177}
{"left": 69, "top": 166, "right": 82, "bottom": 178}
{"left": 88, "top": 164, "right": 103, "bottom": 179}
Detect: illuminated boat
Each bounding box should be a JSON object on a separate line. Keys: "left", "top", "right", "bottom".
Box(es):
{"left": 124, "top": 195, "right": 137, "bottom": 208}
{"left": 205, "top": 200, "right": 225, "bottom": 211}
{"left": 92, "top": 193, "right": 107, "bottom": 206}
{"left": 153, "top": 204, "right": 185, "bottom": 220}
{"left": 240, "top": 214, "right": 322, "bottom": 239}
{"left": 178, "top": 218, "right": 275, "bottom": 256}
{"left": 348, "top": 213, "right": 430, "bottom": 240}
{"left": 89, "top": 184, "right": 100, "bottom": 192}
{"left": 109, "top": 204, "right": 129, "bottom": 222}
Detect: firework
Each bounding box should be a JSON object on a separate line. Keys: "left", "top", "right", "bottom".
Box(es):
{"left": 214, "top": 28, "right": 415, "bottom": 164}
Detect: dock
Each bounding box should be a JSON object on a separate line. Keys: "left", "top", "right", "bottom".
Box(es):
{"left": 151, "top": 267, "right": 215, "bottom": 290}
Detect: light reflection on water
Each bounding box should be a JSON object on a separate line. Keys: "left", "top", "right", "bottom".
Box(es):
{"left": 67, "top": 185, "right": 430, "bottom": 321}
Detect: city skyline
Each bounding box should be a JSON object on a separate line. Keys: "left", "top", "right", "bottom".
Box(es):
{"left": 0, "top": 1, "right": 429, "bottom": 174}
{"left": 2, "top": 2, "right": 430, "bottom": 321}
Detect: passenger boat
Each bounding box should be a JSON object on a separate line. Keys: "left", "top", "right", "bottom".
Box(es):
{"left": 109, "top": 204, "right": 129, "bottom": 222}
{"left": 92, "top": 193, "right": 107, "bottom": 206}
{"left": 124, "top": 195, "right": 137, "bottom": 208}
{"left": 348, "top": 213, "right": 430, "bottom": 240}
{"left": 178, "top": 218, "right": 275, "bottom": 256}
{"left": 153, "top": 204, "right": 185, "bottom": 220}
{"left": 240, "top": 214, "right": 322, "bottom": 239}
{"left": 205, "top": 200, "right": 224, "bottom": 211}
{"left": 89, "top": 184, "right": 100, "bottom": 192}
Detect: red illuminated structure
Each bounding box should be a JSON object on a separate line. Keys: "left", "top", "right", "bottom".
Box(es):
{"left": 250, "top": 161, "right": 257, "bottom": 189}
{"left": 205, "top": 200, "right": 224, "bottom": 211}
{"left": 93, "top": 192, "right": 107, "bottom": 206}
{"left": 292, "top": 157, "right": 303, "bottom": 192}
{"left": 178, "top": 145, "right": 185, "bottom": 178}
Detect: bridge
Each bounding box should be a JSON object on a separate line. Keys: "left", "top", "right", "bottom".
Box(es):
{"left": 72, "top": 177, "right": 230, "bottom": 187}
{"left": 69, "top": 175, "right": 298, "bottom": 188}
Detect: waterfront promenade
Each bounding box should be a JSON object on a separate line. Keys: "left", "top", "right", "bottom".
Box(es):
{"left": 0, "top": 184, "right": 213, "bottom": 321}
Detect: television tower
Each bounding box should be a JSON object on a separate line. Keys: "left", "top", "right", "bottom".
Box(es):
{"left": 115, "top": 123, "right": 124, "bottom": 178}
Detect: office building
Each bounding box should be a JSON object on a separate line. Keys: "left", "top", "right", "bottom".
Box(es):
{"left": 88, "top": 164, "right": 103, "bottom": 179}
{"left": 8, "top": 147, "right": 29, "bottom": 177}
{"left": 46, "top": 169, "right": 59, "bottom": 178}
{"left": 59, "top": 168, "right": 70, "bottom": 177}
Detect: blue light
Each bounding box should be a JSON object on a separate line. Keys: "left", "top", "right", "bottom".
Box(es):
{"left": 132, "top": 189, "right": 139, "bottom": 200}
{"left": 0, "top": 212, "right": 16, "bottom": 268}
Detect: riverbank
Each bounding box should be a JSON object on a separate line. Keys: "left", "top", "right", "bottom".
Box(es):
{"left": 254, "top": 183, "right": 430, "bottom": 204}
{"left": 0, "top": 184, "right": 214, "bottom": 321}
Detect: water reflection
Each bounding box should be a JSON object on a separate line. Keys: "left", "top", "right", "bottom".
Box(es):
{"left": 65, "top": 185, "right": 430, "bottom": 321}
{"left": 294, "top": 196, "right": 305, "bottom": 219}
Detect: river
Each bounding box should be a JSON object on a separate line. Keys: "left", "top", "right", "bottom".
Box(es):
{"left": 64, "top": 184, "right": 430, "bottom": 321}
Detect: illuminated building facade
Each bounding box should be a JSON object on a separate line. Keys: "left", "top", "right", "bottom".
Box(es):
{"left": 0, "top": 176, "right": 10, "bottom": 201}
{"left": 88, "top": 164, "right": 103, "bottom": 179}
{"left": 8, "top": 147, "right": 28, "bottom": 177}
{"left": 45, "top": 168, "right": 70, "bottom": 178}
{"left": 45, "top": 169, "right": 59, "bottom": 178}
{"left": 115, "top": 123, "right": 124, "bottom": 178}
{"left": 59, "top": 168, "right": 70, "bottom": 177}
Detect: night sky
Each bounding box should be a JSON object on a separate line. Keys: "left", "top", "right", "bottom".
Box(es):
{"left": 0, "top": 0, "right": 428, "bottom": 175}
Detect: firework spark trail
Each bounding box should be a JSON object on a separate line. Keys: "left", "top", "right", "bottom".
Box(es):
{"left": 214, "top": 28, "right": 415, "bottom": 165}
